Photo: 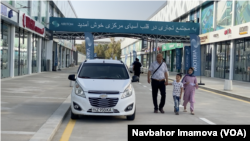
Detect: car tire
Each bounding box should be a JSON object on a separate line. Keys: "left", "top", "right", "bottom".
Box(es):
{"left": 71, "top": 110, "right": 79, "bottom": 119}
{"left": 126, "top": 108, "right": 136, "bottom": 120}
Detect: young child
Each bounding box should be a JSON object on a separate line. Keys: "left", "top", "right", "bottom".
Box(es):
{"left": 168, "top": 73, "right": 184, "bottom": 115}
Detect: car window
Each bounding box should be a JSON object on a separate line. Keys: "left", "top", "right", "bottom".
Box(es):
{"left": 78, "top": 63, "right": 129, "bottom": 79}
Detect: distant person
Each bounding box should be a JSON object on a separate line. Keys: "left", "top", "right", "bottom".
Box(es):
{"left": 147, "top": 53, "right": 168, "bottom": 113}
{"left": 133, "top": 58, "right": 142, "bottom": 79}
{"left": 181, "top": 67, "right": 198, "bottom": 115}
{"left": 168, "top": 73, "right": 184, "bottom": 115}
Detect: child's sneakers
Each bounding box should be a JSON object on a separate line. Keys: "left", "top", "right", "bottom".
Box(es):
{"left": 175, "top": 112, "right": 179, "bottom": 115}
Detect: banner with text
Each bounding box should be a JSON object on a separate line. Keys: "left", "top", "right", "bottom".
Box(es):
{"left": 84, "top": 32, "right": 94, "bottom": 59}
{"left": 49, "top": 17, "right": 199, "bottom": 36}
{"left": 190, "top": 34, "right": 201, "bottom": 76}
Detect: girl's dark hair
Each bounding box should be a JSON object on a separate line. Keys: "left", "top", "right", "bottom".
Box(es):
{"left": 177, "top": 73, "right": 183, "bottom": 78}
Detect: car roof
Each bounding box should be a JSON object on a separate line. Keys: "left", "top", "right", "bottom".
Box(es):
{"left": 83, "top": 59, "right": 123, "bottom": 64}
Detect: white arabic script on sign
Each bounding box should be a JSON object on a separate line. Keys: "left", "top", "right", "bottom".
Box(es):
{"left": 76, "top": 21, "right": 198, "bottom": 34}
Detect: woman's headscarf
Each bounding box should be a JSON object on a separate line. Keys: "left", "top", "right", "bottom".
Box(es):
{"left": 181, "top": 67, "right": 195, "bottom": 83}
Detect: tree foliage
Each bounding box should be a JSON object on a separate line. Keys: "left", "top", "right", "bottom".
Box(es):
{"left": 76, "top": 38, "right": 122, "bottom": 60}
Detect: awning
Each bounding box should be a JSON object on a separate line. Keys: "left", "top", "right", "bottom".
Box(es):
{"left": 162, "top": 43, "right": 183, "bottom": 51}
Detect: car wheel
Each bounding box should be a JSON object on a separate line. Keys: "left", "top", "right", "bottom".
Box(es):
{"left": 126, "top": 108, "right": 136, "bottom": 120}
{"left": 71, "top": 110, "right": 79, "bottom": 119}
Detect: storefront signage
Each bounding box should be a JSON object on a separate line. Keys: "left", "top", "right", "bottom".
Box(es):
{"left": 22, "top": 13, "right": 44, "bottom": 35}
{"left": 1, "top": 4, "right": 7, "bottom": 16}
{"left": 19, "top": 11, "right": 45, "bottom": 37}
{"left": 213, "top": 34, "right": 219, "bottom": 38}
{"left": 161, "top": 43, "right": 183, "bottom": 51}
{"left": 224, "top": 29, "right": 231, "bottom": 35}
{"left": 200, "top": 36, "right": 208, "bottom": 42}
{"left": 1, "top": 4, "right": 18, "bottom": 23}
{"left": 199, "top": 33, "right": 210, "bottom": 44}
{"left": 239, "top": 26, "right": 248, "bottom": 35}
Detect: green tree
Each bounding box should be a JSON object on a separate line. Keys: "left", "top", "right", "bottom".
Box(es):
{"left": 76, "top": 41, "right": 86, "bottom": 55}
{"left": 104, "top": 38, "right": 122, "bottom": 60}
{"left": 78, "top": 38, "right": 122, "bottom": 60}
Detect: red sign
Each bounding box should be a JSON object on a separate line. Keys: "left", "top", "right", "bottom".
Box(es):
{"left": 224, "top": 29, "right": 231, "bottom": 35}
{"left": 22, "top": 14, "right": 44, "bottom": 35}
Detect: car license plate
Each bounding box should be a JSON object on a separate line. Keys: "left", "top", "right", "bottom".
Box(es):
{"left": 92, "top": 107, "right": 114, "bottom": 113}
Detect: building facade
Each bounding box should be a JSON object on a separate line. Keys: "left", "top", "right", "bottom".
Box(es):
{"left": 120, "top": 0, "right": 250, "bottom": 83}
{"left": 1, "top": 0, "right": 78, "bottom": 79}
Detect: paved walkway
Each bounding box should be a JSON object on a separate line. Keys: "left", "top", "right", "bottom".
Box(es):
{"left": 1, "top": 67, "right": 78, "bottom": 141}
{"left": 168, "top": 72, "right": 250, "bottom": 100}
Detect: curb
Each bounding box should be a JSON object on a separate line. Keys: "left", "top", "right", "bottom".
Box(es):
{"left": 168, "top": 78, "right": 250, "bottom": 102}
{"left": 29, "top": 94, "right": 71, "bottom": 141}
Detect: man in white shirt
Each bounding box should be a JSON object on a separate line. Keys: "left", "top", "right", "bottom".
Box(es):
{"left": 147, "top": 53, "right": 168, "bottom": 113}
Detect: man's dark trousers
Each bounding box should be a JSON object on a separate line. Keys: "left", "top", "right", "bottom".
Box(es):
{"left": 151, "top": 79, "right": 166, "bottom": 110}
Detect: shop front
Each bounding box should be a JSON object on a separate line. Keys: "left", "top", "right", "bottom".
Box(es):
{"left": 1, "top": 3, "right": 19, "bottom": 78}
{"left": 18, "top": 11, "right": 45, "bottom": 74}
{"left": 202, "top": 22, "right": 250, "bottom": 82}
{"left": 162, "top": 43, "right": 183, "bottom": 72}
{"left": 199, "top": 33, "right": 211, "bottom": 77}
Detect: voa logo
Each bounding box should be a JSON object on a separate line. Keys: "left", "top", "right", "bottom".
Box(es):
{"left": 86, "top": 37, "right": 92, "bottom": 46}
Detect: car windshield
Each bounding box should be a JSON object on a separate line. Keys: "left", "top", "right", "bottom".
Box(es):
{"left": 78, "top": 63, "right": 129, "bottom": 79}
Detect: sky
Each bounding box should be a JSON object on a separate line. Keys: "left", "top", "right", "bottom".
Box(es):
{"left": 70, "top": 1, "right": 166, "bottom": 44}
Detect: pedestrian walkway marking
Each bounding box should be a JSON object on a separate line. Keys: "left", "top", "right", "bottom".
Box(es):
{"left": 200, "top": 88, "right": 250, "bottom": 104}
{"left": 199, "top": 118, "right": 216, "bottom": 125}
{"left": 60, "top": 119, "right": 76, "bottom": 141}
{"left": 143, "top": 85, "right": 147, "bottom": 87}
{"left": 1, "top": 131, "right": 36, "bottom": 135}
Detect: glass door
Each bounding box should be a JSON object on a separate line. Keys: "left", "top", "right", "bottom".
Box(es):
{"left": 246, "top": 38, "right": 250, "bottom": 82}
{"left": 1, "top": 23, "right": 10, "bottom": 78}
{"left": 20, "top": 30, "right": 28, "bottom": 75}
{"left": 215, "top": 42, "right": 231, "bottom": 79}
{"left": 234, "top": 39, "right": 244, "bottom": 81}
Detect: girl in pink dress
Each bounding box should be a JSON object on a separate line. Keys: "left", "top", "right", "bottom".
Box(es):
{"left": 181, "top": 67, "right": 198, "bottom": 115}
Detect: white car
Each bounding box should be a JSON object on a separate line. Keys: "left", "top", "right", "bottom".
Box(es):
{"left": 68, "top": 59, "right": 136, "bottom": 120}
{"left": 129, "top": 64, "right": 144, "bottom": 74}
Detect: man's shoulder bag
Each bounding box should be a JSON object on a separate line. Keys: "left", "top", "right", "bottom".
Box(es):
{"left": 151, "top": 62, "right": 163, "bottom": 79}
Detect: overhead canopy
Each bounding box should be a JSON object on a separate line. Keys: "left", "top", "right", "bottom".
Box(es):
{"left": 49, "top": 17, "right": 200, "bottom": 43}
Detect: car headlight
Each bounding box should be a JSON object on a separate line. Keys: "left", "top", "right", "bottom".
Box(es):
{"left": 74, "top": 82, "right": 86, "bottom": 98}
{"left": 121, "top": 84, "right": 133, "bottom": 99}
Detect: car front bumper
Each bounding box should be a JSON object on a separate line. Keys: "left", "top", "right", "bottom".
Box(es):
{"left": 71, "top": 90, "right": 136, "bottom": 116}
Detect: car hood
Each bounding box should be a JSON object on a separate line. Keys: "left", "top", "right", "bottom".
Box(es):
{"left": 76, "top": 78, "right": 131, "bottom": 92}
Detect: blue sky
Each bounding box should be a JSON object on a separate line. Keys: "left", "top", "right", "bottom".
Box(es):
{"left": 71, "top": 1, "right": 166, "bottom": 43}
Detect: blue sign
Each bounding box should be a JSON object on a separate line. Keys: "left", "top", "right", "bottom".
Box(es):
{"left": 184, "top": 46, "right": 191, "bottom": 71}
{"left": 84, "top": 32, "right": 94, "bottom": 59}
{"left": 190, "top": 34, "right": 201, "bottom": 76}
{"left": 8, "top": 10, "right": 13, "bottom": 18}
{"left": 49, "top": 17, "right": 199, "bottom": 36}
{"left": 176, "top": 48, "right": 182, "bottom": 70}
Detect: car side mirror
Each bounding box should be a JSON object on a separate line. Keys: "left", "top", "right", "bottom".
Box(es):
{"left": 68, "top": 74, "right": 76, "bottom": 81}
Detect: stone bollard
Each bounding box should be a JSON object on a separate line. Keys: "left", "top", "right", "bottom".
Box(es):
{"left": 224, "top": 80, "right": 233, "bottom": 91}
